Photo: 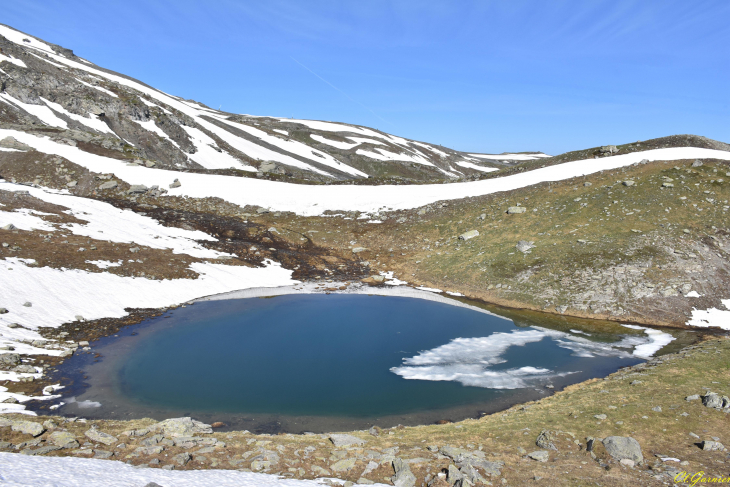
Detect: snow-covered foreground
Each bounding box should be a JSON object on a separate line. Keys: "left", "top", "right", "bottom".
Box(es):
{"left": 0, "top": 452, "right": 387, "bottom": 487}
{"left": 2, "top": 128, "right": 729, "bottom": 216}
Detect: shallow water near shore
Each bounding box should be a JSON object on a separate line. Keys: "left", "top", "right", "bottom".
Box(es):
{"left": 42, "top": 293, "right": 688, "bottom": 433}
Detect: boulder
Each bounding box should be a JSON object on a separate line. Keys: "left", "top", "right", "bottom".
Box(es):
{"left": 507, "top": 206, "right": 526, "bottom": 214}
{"left": 84, "top": 428, "right": 118, "bottom": 445}
{"left": 392, "top": 458, "right": 416, "bottom": 487}
{"left": 0, "top": 353, "right": 21, "bottom": 367}
{"left": 536, "top": 430, "right": 557, "bottom": 451}
{"left": 458, "top": 230, "right": 479, "bottom": 241}
{"left": 528, "top": 451, "right": 549, "bottom": 462}
{"left": 49, "top": 431, "right": 79, "bottom": 449}
{"left": 331, "top": 458, "right": 356, "bottom": 472}
{"left": 701, "top": 392, "right": 729, "bottom": 409}
{"left": 602, "top": 436, "right": 643, "bottom": 464}
{"left": 0, "top": 137, "right": 32, "bottom": 151}
{"left": 622, "top": 181, "right": 635, "bottom": 187}
{"left": 0, "top": 419, "right": 45, "bottom": 437}
{"left": 330, "top": 434, "right": 366, "bottom": 447}
{"left": 149, "top": 417, "right": 212, "bottom": 437}
{"left": 169, "top": 179, "right": 181, "bottom": 189}
{"left": 98, "top": 181, "right": 118, "bottom": 190}
{"left": 701, "top": 440, "right": 726, "bottom": 451}
{"left": 516, "top": 240, "right": 535, "bottom": 253}
{"left": 127, "top": 185, "right": 148, "bottom": 194}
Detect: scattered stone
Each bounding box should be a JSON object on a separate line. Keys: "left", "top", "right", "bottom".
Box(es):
{"left": 594, "top": 414, "right": 607, "bottom": 420}
{"left": 148, "top": 418, "right": 212, "bottom": 437}
{"left": 458, "top": 230, "right": 479, "bottom": 241}
{"left": 622, "top": 181, "right": 635, "bottom": 187}
{"left": 507, "top": 206, "right": 526, "bottom": 214}
{"left": 311, "top": 465, "right": 331, "bottom": 476}
{"left": 21, "top": 445, "right": 62, "bottom": 456}
{"left": 536, "top": 430, "right": 557, "bottom": 451}
{"left": 173, "top": 452, "right": 191, "bottom": 465}
{"left": 0, "top": 418, "right": 45, "bottom": 437}
{"left": 127, "top": 184, "right": 148, "bottom": 194}
{"left": 686, "top": 394, "right": 700, "bottom": 401}
{"left": 392, "top": 458, "right": 416, "bottom": 487}
{"left": 94, "top": 450, "right": 113, "bottom": 459}
{"left": 330, "top": 434, "right": 366, "bottom": 447}
{"left": 0, "top": 353, "right": 21, "bottom": 366}
{"left": 528, "top": 451, "right": 549, "bottom": 462}
{"left": 352, "top": 247, "right": 367, "bottom": 253}
{"left": 0, "top": 308, "right": 8, "bottom": 315}
{"left": 49, "top": 431, "right": 79, "bottom": 449}
{"left": 701, "top": 392, "right": 729, "bottom": 409}
{"left": 1, "top": 224, "right": 16, "bottom": 231}
{"left": 368, "top": 426, "right": 380, "bottom": 437}
{"left": 630, "top": 380, "right": 642, "bottom": 385}
{"left": 331, "top": 458, "right": 357, "bottom": 472}
{"left": 701, "top": 441, "right": 725, "bottom": 451}
{"left": 169, "top": 179, "right": 181, "bottom": 189}
{"left": 98, "top": 181, "right": 118, "bottom": 190}
{"left": 652, "top": 406, "right": 662, "bottom": 412}
{"left": 602, "top": 436, "right": 643, "bottom": 464}
{"left": 84, "top": 428, "right": 118, "bottom": 446}
{"left": 516, "top": 240, "right": 535, "bottom": 253}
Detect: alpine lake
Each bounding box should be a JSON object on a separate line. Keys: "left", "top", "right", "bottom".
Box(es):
{"left": 38, "top": 292, "right": 695, "bottom": 434}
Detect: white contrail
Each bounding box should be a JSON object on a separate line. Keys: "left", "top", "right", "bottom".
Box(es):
{"left": 290, "top": 56, "right": 392, "bottom": 127}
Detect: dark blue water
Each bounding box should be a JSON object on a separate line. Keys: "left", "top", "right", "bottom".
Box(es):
{"left": 50, "top": 294, "right": 654, "bottom": 432}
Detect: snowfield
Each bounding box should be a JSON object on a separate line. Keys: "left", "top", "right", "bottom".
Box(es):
{"left": 2, "top": 128, "right": 729, "bottom": 216}
{"left": 0, "top": 452, "right": 389, "bottom": 487}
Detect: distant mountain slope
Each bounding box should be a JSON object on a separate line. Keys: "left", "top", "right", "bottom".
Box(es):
{"left": 0, "top": 23, "right": 539, "bottom": 183}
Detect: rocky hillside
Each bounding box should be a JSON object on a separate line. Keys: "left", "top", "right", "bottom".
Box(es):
{"left": 0, "top": 24, "right": 552, "bottom": 184}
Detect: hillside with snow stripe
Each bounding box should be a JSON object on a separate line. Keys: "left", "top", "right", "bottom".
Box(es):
{"left": 2, "top": 126, "right": 729, "bottom": 216}
{"left": 0, "top": 23, "right": 506, "bottom": 183}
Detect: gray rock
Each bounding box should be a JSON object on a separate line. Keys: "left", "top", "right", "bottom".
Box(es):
{"left": 516, "top": 240, "right": 535, "bottom": 253}
{"left": 458, "top": 230, "right": 479, "bottom": 241}
{"left": 144, "top": 483, "right": 164, "bottom": 487}
{"left": 0, "top": 353, "right": 21, "bottom": 366}
{"left": 536, "top": 430, "right": 557, "bottom": 450}
{"left": 94, "top": 450, "right": 114, "bottom": 459}
{"left": 0, "top": 419, "right": 45, "bottom": 437}
{"left": 127, "top": 184, "right": 148, "bottom": 194}
{"left": 330, "top": 434, "right": 366, "bottom": 447}
{"left": 594, "top": 414, "right": 607, "bottom": 420}
{"left": 13, "top": 365, "right": 36, "bottom": 374}
{"left": 622, "top": 180, "right": 635, "bottom": 187}
{"left": 21, "top": 445, "right": 62, "bottom": 456}
{"left": 84, "top": 428, "right": 118, "bottom": 445}
{"left": 169, "top": 179, "right": 181, "bottom": 189}
{"left": 311, "top": 465, "right": 331, "bottom": 476}
{"left": 368, "top": 426, "right": 379, "bottom": 437}
{"left": 0, "top": 136, "right": 32, "bottom": 151}
{"left": 173, "top": 452, "right": 191, "bottom": 465}
{"left": 331, "top": 458, "right": 357, "bottom": 472}
{"left": 692, "top": 160, "right": 703, "bottom": 167}
{"left": 602, "top": 436, "right": 643, "bottom": 464}
{"left": 49, "top": 431, "right": 79, "bottom": 449}
{"left": 528, "top": 450, "right": 549, "bottom": 462}
{"left": 135, "top": 446, "right": 164, "bottom": 455}
{"left": 701, "top": 440, "right": 725, "bottom": 451}
{"left": 148, "top": 417, "right": 212, "bottom": 437}
{"left": 507, "top": 206, "right": 526, "bottom": 214}
{"left": 686, "top": 394, "right": 700, "bottom": 401}
{"left": 352, "top": 247, "right": 367, "bottom": 253}
{"left": 98, "top": 181, "right": 118, "bottom": 190}
{"left": 1, "top": 224, "right": 16, "bottom": 231}
{"left": 702, "top": 392, "right": 728, "bottom": 409}
{"left": 392, "top": 458, "right": 416, "bottom": 487}
{"left": 599, "top": 145, "right": 618, "bottom": 154}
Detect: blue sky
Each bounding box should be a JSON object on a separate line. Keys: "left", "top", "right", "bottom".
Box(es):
{"left": 3, "top": 1, "right": 729, "bottom": 154}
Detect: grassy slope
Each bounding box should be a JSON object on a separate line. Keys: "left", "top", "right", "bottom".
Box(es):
{"left": 267, "top": 157, "right": 730, "bottom": 328}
